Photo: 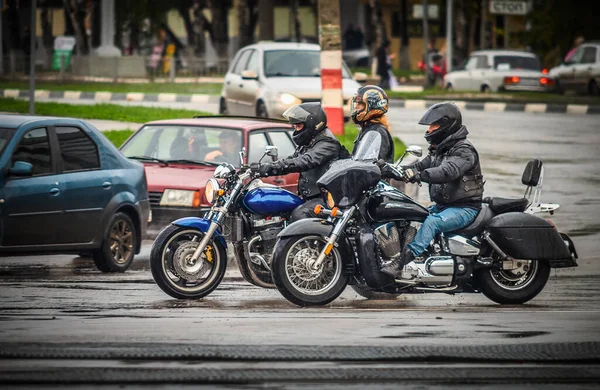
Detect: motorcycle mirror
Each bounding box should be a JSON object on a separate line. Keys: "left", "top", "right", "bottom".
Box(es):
{"left": 239, "top": 147, "right": 246, "bottom": 166}
{"left": 265, "top": 145, "right": 278, "bottom": 158}
{"left": 406, "top": 145, "right": 423, "bottom": 157}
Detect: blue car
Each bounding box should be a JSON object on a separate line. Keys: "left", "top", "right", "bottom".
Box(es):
{"left": 0, "top": 115, "right": 149, "bottom": 272}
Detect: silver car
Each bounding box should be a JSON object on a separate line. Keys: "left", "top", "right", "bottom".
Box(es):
{"left": 219, "top": 42, "right": 362, "bottom": 120}
{"left": 444, "top": 50, "right": 553, "bottom": 93}
{"left": 549, "top": 42, "right": 600, "bottom": 96}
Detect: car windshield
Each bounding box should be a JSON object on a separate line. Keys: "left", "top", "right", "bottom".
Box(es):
{"left": 493, "top": 55, "right": 540, "bottom": 71}
{"left": 120, "top": 125, "right": 244, "bottom": 167}
{"left": 264, "top": 50, "right": 352, "bottom": 78}
{"left": 0, "top": 128, "right": 16, "bottom": 156}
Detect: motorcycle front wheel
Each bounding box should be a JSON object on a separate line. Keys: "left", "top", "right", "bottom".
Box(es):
{"left": 150, "top": 225, "right": 227, "bottom": 299}
{"left": 271, "top": 235, "right": 348, "bottom": 307}
{"left": 475, "top": 259, "right": 550, "bottom": 305}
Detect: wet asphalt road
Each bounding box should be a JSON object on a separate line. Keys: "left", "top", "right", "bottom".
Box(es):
{"left": 1, "top": 102, "right": 600, "bottom": 387}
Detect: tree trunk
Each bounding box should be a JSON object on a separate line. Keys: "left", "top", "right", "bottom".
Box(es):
{"left": 208, "top": 0, "right": 229, "bottom": 58}
{"left": 399, "top": 0, "right": 410, "bottom": 70}
{"left": 468, "top": 1, "right": 477, "bottom": 55}
{"left": 63, "top": 0, "right": 88, "bottom": 55}
{"left": 258, "top": 0, "right": 274, "bottom": 41}
{"left": 368, "top": 0, "right": 386, "bottom": 59}
{"left": 236, "top": 0, "right": 251, "bottom": 49}
{"left": 40, "top": 5, "right": 53, "bottom": 50}
{"left": 178, "top": 4, "right": 195, "bottom": 48}
{"left": 479, "top": 0, "right": 487, "bottom": 49}
{"left": 192, "top": 1, "right": 208, "bottom": 56}
{"left": 91, "top": 0, "right": 101, "bottom": 49}
{"left": 291, "top": 0, "right": 302, "bottom": 42}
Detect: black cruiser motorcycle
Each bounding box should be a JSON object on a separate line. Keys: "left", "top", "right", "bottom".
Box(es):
{"left": 270, "top": 144, "right": 578, "bottom": 307}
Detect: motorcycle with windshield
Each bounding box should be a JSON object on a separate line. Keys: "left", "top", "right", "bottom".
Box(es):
{"left": 270, "top": 136, "right": 578, "bottom": 307}
{"left": 150, "top": 146, "right": 305, "bottom": 299}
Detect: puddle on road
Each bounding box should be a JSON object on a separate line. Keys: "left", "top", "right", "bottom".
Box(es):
{"left": 379, "top": 331, "right": 447, "bottom": 339}
{"left": 0, "top": 264, "right": 51, "bottom": 279}
{"left": 484, "top": 330, "right": 551, "bottom": 339}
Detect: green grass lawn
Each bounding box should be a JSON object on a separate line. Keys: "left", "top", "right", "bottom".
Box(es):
{"left": 0, "top": 97, "right": 212, "bottom": 123}
{"left": 0, "top": 81, "right": 223, "bottom": 96}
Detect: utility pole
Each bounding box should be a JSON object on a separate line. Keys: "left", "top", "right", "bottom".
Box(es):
{"left": 446, "top": 0, "right": 453, "bottom": 73}
{"left": 29, "top": 0, "right": 36, "bottom": 114}
{"left": 318, "top": 0, "right": 344, "bottom": 135}
{"left": 422, "top": 0, "right": 430, "bottom": 88}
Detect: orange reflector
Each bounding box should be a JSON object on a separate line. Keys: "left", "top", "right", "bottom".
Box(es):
{"left": 331, "top": 207, "right": 340, "bottom": 217}
{"left": 192, "top": 191, "right": 201, "bottom": 208}
{"left": 218, "top": 189, "right": 225, "bottom": 196}
{"left": 314, "top": 204, "right": 323, "bottom": 214}
{"left": 324, "top": 243, "right": 334, "bottom": 255}
{"left": 504, "top": 76, "right": 520, "bottom": 84}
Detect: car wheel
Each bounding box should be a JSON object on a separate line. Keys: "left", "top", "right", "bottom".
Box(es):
{"left": 219, "top": 97, "right": 228, "bottom": 115}
{"left": 256, "top": 101, "right": 269, "bottom": 118}
{"left": 93, "top": 212, "right": 138, "bottom": 273}
{"left": 481, "top": 84, "right": 490, "bottom": 93}
{"left": 445, "top": 82, "right": 453, "bottom": 91}
{"left": 589, "top": 80, "right": 600, "bottom": 96}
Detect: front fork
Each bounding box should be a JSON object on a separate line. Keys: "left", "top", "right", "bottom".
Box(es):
{"left": 312, "top": 206, "right": 356, "bottom": 270}
{"left": 189, "top": 179, "right": 244, "bottom": 262}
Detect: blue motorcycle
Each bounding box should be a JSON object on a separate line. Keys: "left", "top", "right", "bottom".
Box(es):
{"left": 150, "top": 146, "right": 304, "bottom": 299}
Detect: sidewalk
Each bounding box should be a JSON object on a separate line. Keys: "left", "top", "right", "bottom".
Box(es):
{"left": 3, "top": 87, "right": 599, "bottom": 115}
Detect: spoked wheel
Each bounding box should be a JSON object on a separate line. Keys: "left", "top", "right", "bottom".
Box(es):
{"left": 150, "top": 225, "right": 227, "bottom": 299}
{"left": 271, "top": 235, "right": 348, "bottom": 307}
{"left": 476, "top": 259, "right": 550, "bottom": 305}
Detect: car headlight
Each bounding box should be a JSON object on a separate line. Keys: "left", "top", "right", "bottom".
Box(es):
{"left": 279, "top": 93, "right": 299, "bottom": 105}
{"left": 160, "top": 189, "right": 201, "bottom": 207}
{"left": 326, "top": 191, "right": 335, "bottom": 208}
{"left": 204, "top": 178, "right": 221, "bottom": 204}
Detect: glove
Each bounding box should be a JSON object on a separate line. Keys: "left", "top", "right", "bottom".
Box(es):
{"left": 380, "top": 164, "right": 403, "bottom": 181}
{"left": 258, "top": 164, "right": 275, "bottom": 177}
{"left": 402, "top": 168, "right": 421, "bottom": 183}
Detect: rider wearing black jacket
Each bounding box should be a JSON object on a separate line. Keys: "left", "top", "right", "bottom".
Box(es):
{"left": 351, "top": 85, "right": 394, "bottom": 163}
{"left": 380, "top": 102, "right": 484, "bottom": 277}
{"left": 252, "top": 102, "right": 349, "bottom": 221}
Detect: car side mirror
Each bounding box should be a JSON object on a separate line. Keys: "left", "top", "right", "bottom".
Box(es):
{"left": 241, "top": 70, "right": 258, "bottom": 80}
{"left": 407, "top": 145, "right": 423, "bottom": 157}
{"left": 353, "top": 72, "right": 368, "bottom": 82}
{"left": 9, "top": 161, "right": 33, "bottom": 176}
{"left": 265, "top": 145, "right": 278, "bottom": 158}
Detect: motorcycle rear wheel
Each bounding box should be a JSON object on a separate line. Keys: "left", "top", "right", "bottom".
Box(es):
{"left": 476, "top": 260, "right": 550, "bottom": 305}
{"left": 150, "top": 225, "right": 227, "bottom": 299}
{"left": 272, "top": 235, "right": 348, "bottom": 307}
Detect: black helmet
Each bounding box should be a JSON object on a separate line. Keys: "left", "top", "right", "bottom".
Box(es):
{"left": 351, "top": 85, "right": 388, "bottom": 124}
{"left": 283, "top": 102, "right": 327, "bottom": 146}
{"left": 419, "top": 101, "right": 462, "bottom": 145}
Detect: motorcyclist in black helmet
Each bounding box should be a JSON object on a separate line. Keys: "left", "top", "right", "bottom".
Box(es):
{"left": 251, "top": 102, "right": 349, "bottom": 221}
{"left": 380, "top": 101, "right": 485, "bottom": 277}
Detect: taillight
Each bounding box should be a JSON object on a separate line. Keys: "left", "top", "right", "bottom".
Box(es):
{"left": 540, "top": 77, "right": 554, "bottom": 86}
{"left": 504, "top": 76, "right": 520, "bottom": 84}
{"left": 542, "top": 68, "right": 548, "bottom": 74}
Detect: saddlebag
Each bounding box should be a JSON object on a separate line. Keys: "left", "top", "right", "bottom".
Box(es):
{"left": 484, "top": 212, "right": 576, "bottom": 267}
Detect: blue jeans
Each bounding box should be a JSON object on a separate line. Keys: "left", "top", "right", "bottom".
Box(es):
{"left": 406, "top": 205, "right": 479, "bottom": 256}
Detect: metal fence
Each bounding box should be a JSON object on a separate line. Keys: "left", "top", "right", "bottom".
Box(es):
{"left": 0, "top": 54, "right": 229, "bottom": 83}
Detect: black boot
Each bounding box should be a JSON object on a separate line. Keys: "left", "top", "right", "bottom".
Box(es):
{"left": 380, "top": 247, "right": 415, "bottom": 278}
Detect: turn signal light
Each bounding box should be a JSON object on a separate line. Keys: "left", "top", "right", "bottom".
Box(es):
{"left": 540, "top": 77, "right": 554, "bottom": 86}
{"left": 192, "top": 191, "right": 201, "bottom": 208}
{"left": 331, "top": 207, "right": 341, "bottom": 218}
{"left": 314, "top": 204, "right": 323, "bottom": 214}
{"left": 504, "top": 76, "right": 520, "bottom": 84}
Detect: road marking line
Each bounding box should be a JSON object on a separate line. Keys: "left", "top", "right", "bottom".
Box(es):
{"left": 64, "top": 90, "right": 81, "bottom": 100}
{"left": 158, "top": 93, "right": 177, "bottom": 102}
{"left": 127, "top": 92, "right": 144, "bottom": 101}
{"left": 567, "top": 104, "right": 588, "bottom": 115}
{"left": 3, "top": 89, "right": 19, "bottom": 98}
{"left": 94, "top": 92, "right": 112, "bottom": 102}
{"left": 34, "top": 90, "right": 50, "bottom": 99}
{"left": 483, "top": 102, "right": 507, "bottom": 112}
{"left": 524, "top": 103, "right": 547, "bottom": 113}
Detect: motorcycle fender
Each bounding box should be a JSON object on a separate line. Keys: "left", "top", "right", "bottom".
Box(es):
{"left": 277, "top": 218, "right": 334, "bottom": 238}
{"left": 172, "top": 217, "right": 226, "bottom": 247}
{"left": 278, "top": 218, "right": 356, "bottom": 276}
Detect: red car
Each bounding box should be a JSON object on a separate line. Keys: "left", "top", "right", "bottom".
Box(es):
{"left": 119, "top": 116, "right": 299, "bottom": 237}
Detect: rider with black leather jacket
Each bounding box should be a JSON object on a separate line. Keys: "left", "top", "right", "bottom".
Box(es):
{"left": 380, "top": 101, "right": 484, "bottom": 277}
{"left": 251, "top": 102, "right": 349, "bottom": 221}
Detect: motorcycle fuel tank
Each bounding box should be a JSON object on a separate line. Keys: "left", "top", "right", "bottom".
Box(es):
{"left": 367, "top": 185, "right": 429, "bottom": 222}
{"left": 243, "top": 187, "right": 303, "bottom": 216}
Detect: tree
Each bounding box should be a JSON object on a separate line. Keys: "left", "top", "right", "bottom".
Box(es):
{"left": 291, "top": 0, "right": 302, "bottom": 42}
{"left": 368, "top": 0, "right": 387, "bottom": 59}
{"left": 398, "top": 0, "right": 410, "bottom": 71}
{"left": 208, "top": 0, "right": 230, "bottom": 58}
{"left": 236, "top": 0, "right": 258, "bottom": 49}
{"left": 258, "top": 0, "right": 274, "bottom": 40}
{"left": 63, "top": 0, "right": 89, "bottom": 55}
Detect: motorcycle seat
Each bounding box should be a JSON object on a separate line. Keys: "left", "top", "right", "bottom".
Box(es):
{"left": 484, "top": 197, "right": 529, "bottom": 214}
{"left": 453, "top": 203, "right": 495, "bottom": 238}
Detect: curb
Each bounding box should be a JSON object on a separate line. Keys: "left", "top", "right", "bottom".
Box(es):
{"left": 2, "top": 88, "right": 599, "bottom": 115}
{"left": 388, "top": 98, "right": 600, "bottom": 115}
{"left": 0, "top": 89, "right": 221, "bottom": 105}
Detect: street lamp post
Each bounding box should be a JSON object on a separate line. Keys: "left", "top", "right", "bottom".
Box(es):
{"left": 446, "top": 0, "right": 453, "bottom": 73}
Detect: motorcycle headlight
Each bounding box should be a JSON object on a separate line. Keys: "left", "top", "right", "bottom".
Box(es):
{"left": 160, "top": 189, "right": 201, "bottom": 207}
{"left": 205, "top": 178, "right": 221, "bottom": 204}
{"left": 326, "top": 191, "right": 335, "bottom": 208}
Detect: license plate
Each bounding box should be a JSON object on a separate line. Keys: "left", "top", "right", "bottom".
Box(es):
{"left": 519, "top": 79, "right": 539, "bottom": 86}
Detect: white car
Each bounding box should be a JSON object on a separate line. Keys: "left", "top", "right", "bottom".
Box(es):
{"left": 219, "top": 42, "right": 362, "bottom": 120}
{"left": 549, "top": 42, "right": 600, "bottom": 96}
{"left": 444, "top": 50, "right": 554, "bottom": 93}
